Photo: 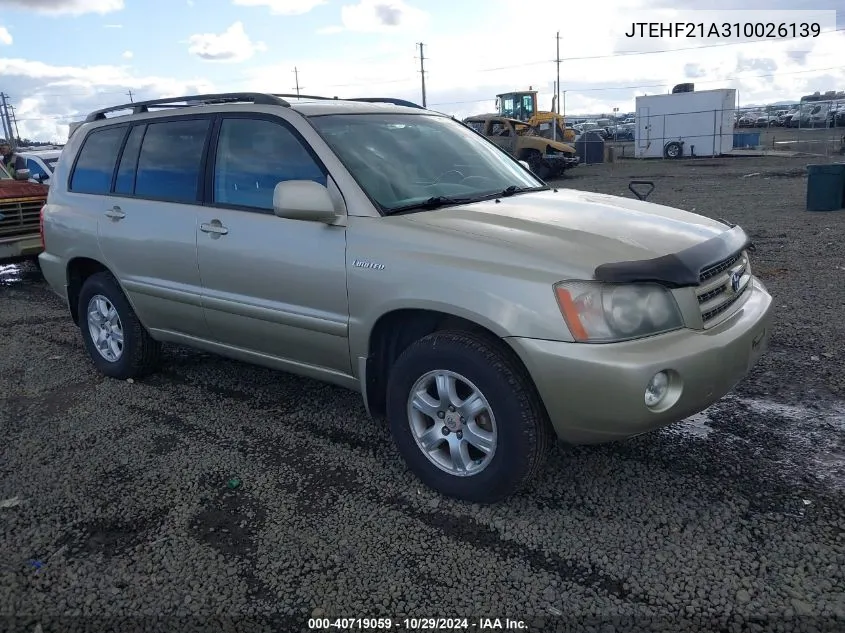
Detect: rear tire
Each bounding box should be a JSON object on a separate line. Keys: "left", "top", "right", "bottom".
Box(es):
{"left": 386, "top": 330, "right": 553, "bottom": 503}
{"left": 663, "top": 141, "right": 683, "bottom": 159}
{"left": 77, "top": 272, "right": 162, "bottom": 380}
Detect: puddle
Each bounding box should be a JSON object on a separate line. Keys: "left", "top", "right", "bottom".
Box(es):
{"left": 667, "top": 396, "right": 845, "bottom": 489}
{"left": 0, "top": 263, "right": 22, "bottom": 285}
{"left": 0, "top": 262, "right": 42, "bottom": 287}
{"left": 670, "top": 411, "right": 713, "bottom": 439}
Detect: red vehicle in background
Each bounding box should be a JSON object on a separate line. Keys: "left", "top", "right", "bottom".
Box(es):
{"left": 0, "top": 160, "right": 49, "bottom": 265}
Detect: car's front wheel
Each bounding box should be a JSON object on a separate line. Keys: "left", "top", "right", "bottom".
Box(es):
{"left": 386, "top": 330, "right": 553, "bottom": 503}
{"left": 77, "top": 272, "right": 162, "bottom": 380}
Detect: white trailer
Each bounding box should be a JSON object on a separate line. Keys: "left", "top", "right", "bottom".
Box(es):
{"left": 634, "top": 88, "right": 736, "bottom": 159}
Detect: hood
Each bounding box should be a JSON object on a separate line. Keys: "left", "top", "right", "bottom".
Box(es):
{"left": 548, "top": 140, "right": 576, "bottom": 153}
{"left": 401, "top": 188, "right": 731, "bottom": 276}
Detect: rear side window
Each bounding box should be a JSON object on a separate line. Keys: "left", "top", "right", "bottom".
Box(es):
{"left": 134, "top": 119, "right": 210, "bottom": 203}
{"left": 70, "top": 126, "right": 127, "bottom": 194}
{"left": 114, "top": 125, "right": 145, "bottom": 195}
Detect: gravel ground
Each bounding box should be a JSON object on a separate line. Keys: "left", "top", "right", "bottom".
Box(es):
{"left": 1, "top": 155, "right": 844, "bottom": 633}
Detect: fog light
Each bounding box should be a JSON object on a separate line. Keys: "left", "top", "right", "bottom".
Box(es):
{"left": 645, "top": 371, "right": 670, "bottom": 407}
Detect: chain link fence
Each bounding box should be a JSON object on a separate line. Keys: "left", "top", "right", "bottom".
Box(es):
{"left": 567, "top": 98, "right": 845, "bottom": 164}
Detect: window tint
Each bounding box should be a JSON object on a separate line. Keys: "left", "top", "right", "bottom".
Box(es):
{"left": 114, "top": 125, "right": 145, "bottom": 195}
{"left": 213, "top": 118, "right": 326, "bottom": 211}
{"left": 134, "top": 119, "right": 210, "bottom": 202}
{"left": 70, "top": 126, "right": 127, "bottom": 194}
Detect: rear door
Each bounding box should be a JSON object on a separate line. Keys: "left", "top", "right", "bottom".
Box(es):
{"left": 75, "top": 117, "right": 211, "bottom": 337}
{"left": 195, "top": 113, "right": 350, "bottom": 373}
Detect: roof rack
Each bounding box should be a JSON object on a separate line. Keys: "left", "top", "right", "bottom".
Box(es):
{"left": 85, "top": 92, "right": 291, "bottom": 122}
{"left": 271, "top": 94, "right": 425, "bottom": 110}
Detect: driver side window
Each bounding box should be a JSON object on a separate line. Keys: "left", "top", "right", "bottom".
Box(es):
{"left": 212, "top": 117, "right": 327, "bottom": 211}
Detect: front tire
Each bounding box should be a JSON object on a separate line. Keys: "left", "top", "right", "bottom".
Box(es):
{"left": 77, "top": 272, "right": 162, "bottom": 380}
{"left": 386, "top": 330, "right": 553, "bottom": 503}
{"left": 525, "top": 151, "right": 551, "bottom": 180}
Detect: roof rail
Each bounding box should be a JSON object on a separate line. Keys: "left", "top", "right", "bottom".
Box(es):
{"left": 84, "top": 92, "right": 291, "bottom": 122}
{"left": 271, "top": 93, "right": 425, "bottom": 110}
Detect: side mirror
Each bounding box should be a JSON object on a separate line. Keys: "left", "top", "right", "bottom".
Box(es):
{"left": 273, "top": 180, "right": 341, "bottom": 224}
{"left": 14, "top": 168, "right": 31, "bottom": 181}
{"left": 519, "top": 160, "right": 530, "bottom": 170}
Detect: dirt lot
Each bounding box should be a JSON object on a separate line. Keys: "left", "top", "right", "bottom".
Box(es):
{"left": 1, "top": 155, "right": 844, "bottom": 633}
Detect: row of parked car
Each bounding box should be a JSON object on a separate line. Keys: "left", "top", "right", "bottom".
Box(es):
{"left": 736, "top": 104, "right": 845, "bottom": 129}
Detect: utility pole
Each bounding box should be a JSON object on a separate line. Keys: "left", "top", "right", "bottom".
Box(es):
{"left": 126, "top": 89, "right": 135, "bottom": 103}
{"left": 9, "top": 104, "right": 20, "bottom": 143}
{"left": 417, "top": 42, "right": 427, "bottom": 108}
{"left": 555, "top": 31, "right": 561, "bottom": 116}
{"left": 0, "top": 93, "right": 15, "bottom": 148}
{"left": 0, "top": 98, "right": 9, "bottom": 142}
{"left": 293, "top": 67, "right": 301, "bottom": 97}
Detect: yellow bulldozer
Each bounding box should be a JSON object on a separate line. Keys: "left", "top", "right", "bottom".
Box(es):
{"left": 495, "top": 89, "right": 576, "bottom": 143}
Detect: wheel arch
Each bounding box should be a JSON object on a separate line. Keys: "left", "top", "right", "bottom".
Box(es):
{"left": 66, "top": 257, "right": 116, "bottom": 325}
{"left": 361, "top": 307, "right": 537, "bottom": 420}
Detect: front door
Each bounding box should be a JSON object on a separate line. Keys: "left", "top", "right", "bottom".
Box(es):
{"left": 486, "top": 119, "right": 517, "bottom": 156}
{"left": 79, "top": 119, "right": 211, "bottom": 337}
{"left": 196, "top": 114, "right": 350, "bottom": 374}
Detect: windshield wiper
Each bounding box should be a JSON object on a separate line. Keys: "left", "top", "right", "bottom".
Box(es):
{"left": 385, "top": 195, "right": 480, "bottom": 215}
{"left": 499, "top": 185, "right": 548, "bottom": 197}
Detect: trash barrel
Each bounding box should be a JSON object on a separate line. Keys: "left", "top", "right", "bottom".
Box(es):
{"left": 575, "top": 131, "right": 605, "bottom": 165}
{"left": 806, "top": 163, "right": 845, "bottom": 212}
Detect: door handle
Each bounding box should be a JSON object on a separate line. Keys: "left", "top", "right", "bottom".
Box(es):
{"left": 104, "top": 206, "right": 125, "bottom": 220}
{"left": 200, "top": 222, "right": 229, "bottom": 235}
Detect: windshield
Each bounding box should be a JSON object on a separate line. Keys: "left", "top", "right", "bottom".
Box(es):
{"left": 44, "top": 157, "right": 59, "bottom": 170}
{"left": 308, "top": 113, "right": 544, "bottom": 213}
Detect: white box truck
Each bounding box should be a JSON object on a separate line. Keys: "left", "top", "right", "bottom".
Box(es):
{"left": 634, "top": 88, "right": 736, "bottom": 159}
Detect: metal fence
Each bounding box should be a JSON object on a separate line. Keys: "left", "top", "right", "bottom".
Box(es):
{"left": 569, "top": 105, "right": 845, "bottom": 163}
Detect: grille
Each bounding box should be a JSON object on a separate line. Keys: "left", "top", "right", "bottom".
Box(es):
{"left": 696, "top": 250, "right": 750, "bottom": 326}
{"left": 0, "top": 197, "right": 43, "bottom": 239}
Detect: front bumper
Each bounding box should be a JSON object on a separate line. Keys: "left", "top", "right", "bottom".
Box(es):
{"left": 506, "top": 278, "right": 774, "bottom": 444}
{"left": 546, "top": 154, "right": 580, "bottom": 169}
{"left": 0, "top": 234, "right": 42, "bottom": 262}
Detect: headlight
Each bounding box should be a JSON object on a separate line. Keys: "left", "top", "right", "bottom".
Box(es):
{"left": 553, "top": 281, "right": 684, "bottom": 343}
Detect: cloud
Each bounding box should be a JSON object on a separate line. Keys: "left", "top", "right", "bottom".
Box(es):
{"left": 0, "top": 0, "right": 124, "bottom": 16}
{"left": 187, "top": 21, "right": 267, "bottom": 63}
{"left": 4, "top": 0, "right": 845, "bottom": 144}
{"left": 0, "top": 56, "right": 216, "bottom": 142}
{"left": 103, "top": 23, "right": 122, "bottom": 28}
{"left": 0, "top": 26, "right": 12, "bottom": 45}
{"left": 684, "top": 63, "right": 706, "bottom": 79}
{"left": 122, "top": 50, "right": 133, "bottom": 59}
{"left": 322, "top": 0, "right": 429, "bottom": 33}
{"left": 231, "top": 0, "right": 326, "bottom": 15}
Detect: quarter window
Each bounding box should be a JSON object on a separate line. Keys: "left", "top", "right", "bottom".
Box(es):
{"left": 212, "top": 118, "right": 326, "bottom": 211}
{"left": 134, "top": 119, "right": 210, "bottom": 203}
{"left": 70, "top": 126, "right": 127, "bottom": 194}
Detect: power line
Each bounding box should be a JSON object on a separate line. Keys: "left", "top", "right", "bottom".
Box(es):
{"left": 428, "top": 65, "right": 845, "bottom": 107}
{"left": 23, "top": 26, "right": 845, "bottom": 102}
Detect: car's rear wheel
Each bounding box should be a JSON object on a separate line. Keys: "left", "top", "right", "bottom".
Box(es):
{"left": 77, "top": 272, "right": 162, "bottom": 379}
{"left": 386, "top": 330, "right": 553, "bottom": 502}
